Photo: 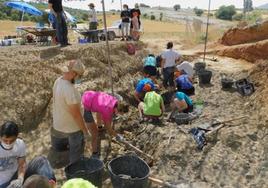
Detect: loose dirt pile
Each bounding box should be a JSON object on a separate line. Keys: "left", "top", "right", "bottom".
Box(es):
{"left": 248, "top": 60, "right": 268, "bottom": 120}
{"left": 216, "top": 39, "right": 268, "bottom": 62}
{"left": 220, "top": 20, "right": 268, "bottom": 46}
{"left": 0, "top": 42, "right": 146, "bottom": 131}
{"left": 0, "top": 43, "right": 268, "bottom": 188}
{"left": 212, "top": 21, "right": 268, "bottom": 62}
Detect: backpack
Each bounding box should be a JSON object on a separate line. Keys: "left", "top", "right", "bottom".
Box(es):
{"left": 156, "top": 55, "right": 162, "bottom": 67}
{"left": 127, "top": 43, "right": 136, "bottom": 55}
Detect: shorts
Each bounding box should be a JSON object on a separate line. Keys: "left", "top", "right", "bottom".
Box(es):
{"left": 83, "top": 110, "right": 95, "bottom": 123}
{"left": 177, "top": 87, "right": 195, "bottom": 96}
{"left": 144, "top": 66, "right": 157, "bottom": 76}
{"left": 183, "top": 105, "right": 194, "bottom": 113}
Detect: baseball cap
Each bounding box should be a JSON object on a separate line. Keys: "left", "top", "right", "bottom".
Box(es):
{"left": 143, "top": 83, "right": 152, "bottom": 92}
{"left": 62, "top": 60, "right": 85, "bottom": 76}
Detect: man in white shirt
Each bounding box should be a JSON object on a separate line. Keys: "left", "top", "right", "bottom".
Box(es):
{"left": 161, "top": 42, "right": 181, "bottom": 90}
{"left": 88, "top": 3, "right": 98, "bottom": 43}
{"left": 176, "top": 61, "right": 194, "bottom": 79}
{"left": 52, "top": 59, "right": 90, "bottom": 164}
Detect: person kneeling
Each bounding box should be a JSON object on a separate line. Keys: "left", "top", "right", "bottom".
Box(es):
{"left": 138, "top": 90, "right": 165, "bottom": 123}
{"left": 174, "top": 70, "right": 195, "bottom": 96}
{"left": 172, "top": 92, "right": 193, "bottom": 113}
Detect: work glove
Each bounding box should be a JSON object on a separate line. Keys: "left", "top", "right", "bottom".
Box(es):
{"left": 7, "top": 178, "right": 23, "bottom": 188}
{"left": 115, "top": 134, "right": 124, "bottom": 143}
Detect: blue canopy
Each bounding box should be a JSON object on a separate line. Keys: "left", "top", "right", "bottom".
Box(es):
{"left": 5, "top": 1, "right": 43, "bottom": 16}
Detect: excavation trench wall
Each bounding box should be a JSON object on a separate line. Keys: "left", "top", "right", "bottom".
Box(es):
{"left": 0, "top": 42, "right": 147, "bottom": 131}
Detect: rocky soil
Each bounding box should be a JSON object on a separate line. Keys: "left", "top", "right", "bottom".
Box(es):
{"left": 0, "top": 41, "right": 267, "bottom": 188}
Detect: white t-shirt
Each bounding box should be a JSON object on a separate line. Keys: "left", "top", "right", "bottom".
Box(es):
{"left": 0, "top": 139, "right": 26, "bottom": 185}
{"left": 53, "top": 77, "right": 82, "bottom": 134}
{"left": 161, "top": 49, "right": 180, "bottom": 68}
{"left": 89, "top": 9, "right": 97, "bottom": 23}
{"left": 176, "top": 61, "right": 194, "bottom": 78}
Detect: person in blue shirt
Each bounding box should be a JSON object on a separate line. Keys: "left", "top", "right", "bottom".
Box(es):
{"left": 174, "top": 70, "right": 195, "bottom": 96}
{"left": 143, "top": 54, "right": 157, "bottom": 78}
{"left": 134, "top": 76, "right": 155, "bottom": 103}
{"left": 172, "top": 91, "right": 193, "bottom": 113}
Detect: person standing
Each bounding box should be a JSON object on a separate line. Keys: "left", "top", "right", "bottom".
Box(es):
{"left": 52, "top": 59, "right": 90, "bottom": 164}
{"left": 161, "top": 42, "right": 181, "bottom": 90}
{"left": 48, "top": 0, "right": 69, "bottom": 47}
{"left": 88, "top": 3, "right": 98, "bottom": 43}
{"left": 120, "top": 4, "right": 131, "bottom": 41}
{"left": 130, "top": 4, "right": 141, "bottom": 41}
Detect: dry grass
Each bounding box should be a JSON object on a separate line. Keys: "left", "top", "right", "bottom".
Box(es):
{"left": 0, "top": 14, "right": 224, "bottom": 49}
{"left": 0, "top": 20, "right": 35, "bottom": 37}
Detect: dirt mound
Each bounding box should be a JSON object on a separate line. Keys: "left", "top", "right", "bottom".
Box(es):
{"left": 248, "top": 61, "right": 268, "bottom": 119}
{"left": 220, "top": 20, "right": 268, "bottom": 46}
{"left": 216, "top": 39, "right": 268, "bottom": 62}
{"left": 0, "top": 42, "right": 147, "bottom": 131}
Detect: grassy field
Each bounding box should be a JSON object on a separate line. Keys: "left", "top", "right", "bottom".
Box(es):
{"left": 0, "top": 14, "right": 224, "bottom": 48}
{"left": 0, "top": 20, "right": 35, "bottom": 37}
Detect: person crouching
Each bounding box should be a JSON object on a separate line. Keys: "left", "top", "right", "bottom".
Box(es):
{"left": 174, "top": 70, "right": 195, "bottom": 96}
{"left": 171, "top": 91, "right": 194, "bottom": 113}
{"left": 138, "top": 87, "right": 165, "bottom": 123}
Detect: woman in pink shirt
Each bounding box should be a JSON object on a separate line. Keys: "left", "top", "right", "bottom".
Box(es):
{"left": 82, "top": 91, "right": 128, "bottom": 156}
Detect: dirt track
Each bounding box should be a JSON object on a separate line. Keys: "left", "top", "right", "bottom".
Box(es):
{"left": 0, "top": 40, "right": 268, "bottom": 187}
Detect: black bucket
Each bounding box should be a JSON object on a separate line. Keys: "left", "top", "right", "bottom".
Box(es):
{"left": 235, "top": 78, "right": 254, "bottom": 96}
{"left": 108, "top": 155, "right": 150, "bottom": 188}
{"left": 194, "top": 62, "right": 206, "bottom": 74}
{"left": 48, "top": 147, "right": 69, "bottom": 169}
{"left": 221, "top": 78, "right": 234, "bottom": 90}
{"left": 198, "top": 70, "right": 212, "bottom": 85}
{"left": 235, "top": 78, "right": 248, "bottom": 88}
{"left": 65, "top": 157, "right": 104, "bottom": 188}
{"left": 174, "top": 113, "right": 191, "bottom": 125}
{"left": 236, "top": 83, "right": 255, "bottom": 96}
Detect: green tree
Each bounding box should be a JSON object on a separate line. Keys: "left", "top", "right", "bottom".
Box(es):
{"left": 173, "top": 4, "right": 181, "bottom": 11}
{"left": 23, "top": 14, "right": 30, "bottom": 21}
{"left": 160, "top": 12, "right": 163, "bottom": 21}
{"left": 0, "top": 12, "right": 7, "bottom": 20}
{"left": 81, "top": 13, "right": 88, "bottom": 21}
{"left": 143, "top": 13, "right": 148, "bottom": 19}
{"left": 150, "top": 15, "right": 156, "bottom": 20}
{"left": 11, "top": 14, "right": 20, "bottom": 21}
{"left": 194, "top": 8, "right": 204, "bottom": 16}
{"left": 232, "top": 13, "right": 243, "bottom": 21}
{"left": 215, "top": 5, "right": 236, "bottom": 20}
{"left": 244, "top": 0, "right": 253, "bottom": 12}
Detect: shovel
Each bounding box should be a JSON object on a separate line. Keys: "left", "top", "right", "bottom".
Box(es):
{"left": 112, "top": 139, "right": 154, "bottom": 161}
{"left": 149, "top": 177, "right": 181, "bottom": 188}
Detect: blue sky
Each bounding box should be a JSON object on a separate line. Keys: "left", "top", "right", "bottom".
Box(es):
{"left": 61, "top": 0, "right": 268, "bottom": 11}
